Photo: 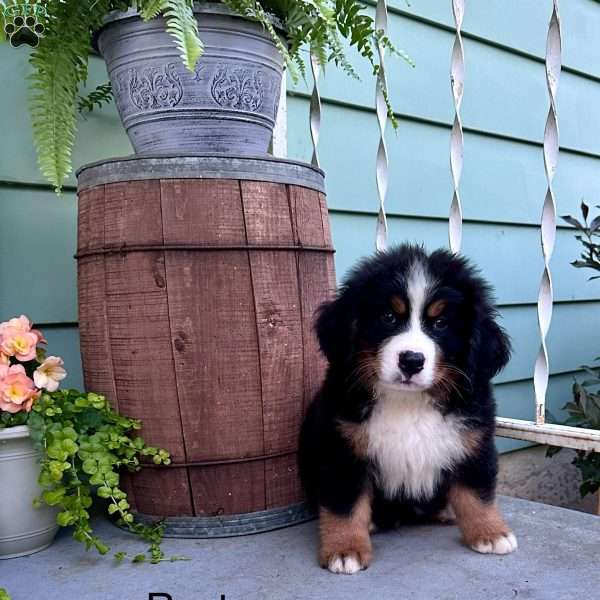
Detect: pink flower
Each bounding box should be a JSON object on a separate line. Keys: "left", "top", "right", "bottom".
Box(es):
{"left": 34, "top": 356, "right": 67, "bottom": 392}
{"left": 0, "top": 329, "right": 39, "bottom": 361}
{"left": 0, "top": 364, "right": 39, "bottom": 413}
{"left": 0, "top": 315, "right": 45, "bottom": 342}
{"left": 0, "top": 315, "right": 45, "bottom": 362}
{"left": 0, "top": 353, "right": 8, "bottom": 366}
{"left": 0, "top": 316, "right": 31, "bottom": 335}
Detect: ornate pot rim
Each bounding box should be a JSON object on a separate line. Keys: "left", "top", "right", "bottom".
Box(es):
{"left": 0, "top": 424, "right": 30, "bottom": 441}
{"left": 103, "top": 2, "right": 284, "bottom": 28}
{"left": 96, "top": 1, "right": 285, "bottom": 45}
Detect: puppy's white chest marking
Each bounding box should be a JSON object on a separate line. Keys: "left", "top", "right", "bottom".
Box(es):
{"left": 366, "top": 388, "right": 467, "bottom": 500}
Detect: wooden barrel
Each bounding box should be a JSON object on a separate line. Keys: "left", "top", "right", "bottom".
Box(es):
{"left": 76, "top": 156, "right": 335, "bottom": 535}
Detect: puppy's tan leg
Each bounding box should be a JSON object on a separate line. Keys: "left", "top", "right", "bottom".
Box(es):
{"left": 319, "top": 494, "right": 372, "bottom": 574}
{"left": 449, "top": 485, "right": 517, "bottom": 555}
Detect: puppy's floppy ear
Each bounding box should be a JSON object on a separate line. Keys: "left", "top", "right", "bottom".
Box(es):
{"left": 467, "top": 310, "right": 511, "bottom": 382}
{"left": 315, "top": 293, "right": 357, "bottom": 364}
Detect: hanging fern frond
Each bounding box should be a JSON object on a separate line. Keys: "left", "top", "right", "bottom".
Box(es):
{"left": 78, "top": 82, "right": 113, "bottom": 113}
{"left": 138, "top": 0, "right": 168, "bottom": 21}
{"left": 30, "top": 49, "right": 78, "bottom": 191}
{"left": 163, "top": 0, "right": 202, "bottom": 71}
{"left": 129, "top": 1, "right": 203, "bottom": 71}
{"left": 0, "top": 7, "right": 6, "bottom": 42}
{"left": 29, "top": 0, "right": 112, "bottom": 192}
{"left": 223, "top": 0, "right": 296, "bottom": 78}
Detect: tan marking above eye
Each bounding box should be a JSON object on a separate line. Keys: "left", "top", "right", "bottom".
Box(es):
{"left": 391, "top": 296, "right": 407, "bottom": 316}
{"left": 427, "top": 299, "right": 446, "bottom": 318}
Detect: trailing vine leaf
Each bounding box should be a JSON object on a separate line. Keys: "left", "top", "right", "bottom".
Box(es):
{"left": 28, "top": 388, "right": 181, "bottom": 563}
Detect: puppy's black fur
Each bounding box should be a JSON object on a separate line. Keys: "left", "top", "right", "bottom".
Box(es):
{"left": 299, "top": 244, "right": 511, "bottom": 534}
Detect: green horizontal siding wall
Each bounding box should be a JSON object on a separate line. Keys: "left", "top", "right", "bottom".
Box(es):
{"left": 1, "top": 1, "right": 599, "bottom": 453}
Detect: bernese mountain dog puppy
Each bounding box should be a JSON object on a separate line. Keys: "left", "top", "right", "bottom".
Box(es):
{"left": 299, "top": 244, "right": 516, "bottom": 574}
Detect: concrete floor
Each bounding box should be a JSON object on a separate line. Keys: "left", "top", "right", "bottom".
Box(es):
{"left": 2, "top": 496, "right": 599, "bottom": 600}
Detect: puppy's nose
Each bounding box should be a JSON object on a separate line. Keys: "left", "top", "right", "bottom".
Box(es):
{"left": 398, "top": 351, "right": 425, "bottom": 376}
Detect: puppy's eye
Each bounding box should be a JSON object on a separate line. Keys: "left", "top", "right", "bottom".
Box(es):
{"left": 381, "top": 311, "right": 398, "bottom": 326}
{"left": 433, "top": 317, "right": 448, "bottom": 331}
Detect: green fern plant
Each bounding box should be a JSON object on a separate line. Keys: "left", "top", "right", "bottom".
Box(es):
{"left": 159, "top": 0, "right": 203, "bottom": 70}
{"left": 78, "top": 82, "right": 114, "bottom": 113}
{"left": 0, "top": 0, "right": 410, "bottom": 192}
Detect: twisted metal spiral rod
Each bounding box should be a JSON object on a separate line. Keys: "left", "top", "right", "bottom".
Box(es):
{"left": 309, "top": 51, "right": 322, "bottom": 168}
{"left": 375, "top": 0, "right": 390, "bottom": 252}
{"left": 534, "top": 0, "right": 561, "bottom": 425}
{"left": 449, "top": 0, "right": 465, "bottom": 254}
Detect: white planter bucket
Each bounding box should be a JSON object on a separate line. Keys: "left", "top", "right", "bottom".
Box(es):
{"left": 0, "top": 425, "right": 58, "bottom": 559}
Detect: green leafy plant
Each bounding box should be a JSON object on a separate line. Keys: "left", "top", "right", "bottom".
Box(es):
{"left": 0, "top": 588, "right": 11, "bottom": 600}
{"left": 78, "top": 82, "right": 114, "bottom": 113}
{"left": 31, "top": 389, "right": 179, "bottom": 561}
{"left": 562, "top": 200, "right": 600, "bottom": 280}
{"left": 0, "top": 0, "right": 410, "bottom": 192}
{"left": 547, "top": 365, "right": 600, "bottom": 496}
{"left": 547, "top": 201, "right": 600, "bottom": 497}
{"left": 2, "top": 388, "right": 181, "bottom": 563}
{"left": 0, "top": 315, "right": 178, "bottom": 563}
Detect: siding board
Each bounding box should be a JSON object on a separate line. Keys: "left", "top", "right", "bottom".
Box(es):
{"left": 286, "top": 99, "right": 600, "bottom": 228}
{"left": 0, "top": 187, "right": 78, "bottom": 323}
{"left": 387, "top": 0, "right": 600, "bottom": 81}
{"left": 329, "top": 213, "right": 600, "bottom": 306}
{"left": 289, "top": 11, "right": 600, "bottom": 153}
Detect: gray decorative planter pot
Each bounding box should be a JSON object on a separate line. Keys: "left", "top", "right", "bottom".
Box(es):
{"left": 96, "top": 3, "right": 284, "bottom": 155}
{"left": 0, "top": 425, "right": 58, "bottom": 559}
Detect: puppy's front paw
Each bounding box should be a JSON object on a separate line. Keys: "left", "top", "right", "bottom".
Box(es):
{"left": 323, "top": 551, "right": 371, "bottom": 574}
{"left": 470, "top": 531, "right": 518, "bottom": 555}
{"left": 319, "top": 499, "right": 373, "bottom": 574}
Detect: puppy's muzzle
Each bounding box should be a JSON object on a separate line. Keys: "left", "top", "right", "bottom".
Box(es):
{"left": 398, "top": 351, "right": 425, "bottom": 376}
